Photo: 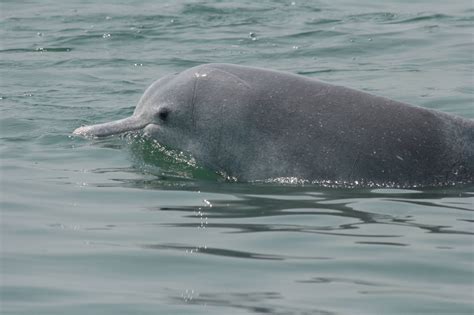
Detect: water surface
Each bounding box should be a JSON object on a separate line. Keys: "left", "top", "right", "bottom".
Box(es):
{"left": 1, "top": 1, "right": 473, "bottom": 314}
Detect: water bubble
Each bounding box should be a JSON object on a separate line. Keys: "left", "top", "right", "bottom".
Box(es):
{"left": 293, "top": 45, "right": 299, "bottom": 50}
{"left": 37, "top": 32, "right": 43, "bottom": 37}
{"left": 182, "top": 289, "right": 198, "bottom": 302}
{"left": 102, "top": 33, "right": 111, "bottom": 38}
{"left": 249, "top": 32, "right": 257, "bottom": 41}
{"left": 291, "top": 1, "right": 296, "bottom": 5}
{"left": 170, "top": 19, "right": 175, "bottom": 23}
{"left": 105, "top": 16, "right": 111, "bottom": 20}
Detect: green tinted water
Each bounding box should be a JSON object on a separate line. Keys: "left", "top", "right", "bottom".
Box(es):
{"left": 1, "top": 1, "right": 473, "bottom": 314}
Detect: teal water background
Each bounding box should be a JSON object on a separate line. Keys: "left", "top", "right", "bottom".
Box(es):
{"left": 1, "top": 0, "right": 473, "bottom": 314}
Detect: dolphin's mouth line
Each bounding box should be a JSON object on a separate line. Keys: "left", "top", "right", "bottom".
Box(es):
{"left": 143, "top": 123, "right": 160, "bottom": 136}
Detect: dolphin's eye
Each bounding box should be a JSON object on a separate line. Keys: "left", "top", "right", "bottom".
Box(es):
{"left": 158, "top": 107, "right": 170, "bottom": 121}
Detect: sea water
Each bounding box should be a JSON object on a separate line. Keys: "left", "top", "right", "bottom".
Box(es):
{"left": 1, "top": 1, "right": 473, "bottom": 314}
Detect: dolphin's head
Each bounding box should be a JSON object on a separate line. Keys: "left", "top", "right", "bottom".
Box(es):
{"left": 74, "top": 64, "right": 253, "bottom": 173}
{"left": 73, "top": 71, "right": 196, "bottom": 147}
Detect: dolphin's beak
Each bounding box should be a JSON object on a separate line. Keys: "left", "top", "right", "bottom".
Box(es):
{"left": 73, "top": 115, "right": 149, "bottom": 137}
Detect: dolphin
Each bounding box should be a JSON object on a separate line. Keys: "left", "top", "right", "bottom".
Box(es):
{"left": 74, "top": 63, "right": 474, "bottom": 187}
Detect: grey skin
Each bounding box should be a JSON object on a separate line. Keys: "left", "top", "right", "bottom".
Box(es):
{"left": 74, "top": 63, "right": 474, "bottom": 186}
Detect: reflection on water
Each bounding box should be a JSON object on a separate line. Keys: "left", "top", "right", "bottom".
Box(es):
{"left": 146, "top": 185, "right": 474, "bottom": 237}
{"left": 168, "top": 289, "right": 336, "bottom": 315}
{"left": 142, "top": 243, "right": 332, "bottom": 260}
{"left": 42, "top": 165, "right": 469, "bottom": 314}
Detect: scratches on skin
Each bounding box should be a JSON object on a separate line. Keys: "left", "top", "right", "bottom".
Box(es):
{"left": 191, "top": 75, "right": 198, "bottom": 131}
{"left": 216, "top": 99, "right": 225, "bottom": 169}
{"left": 348, "top": 150, "right": 361, "bottom": 181}
{"left": 192, "top": 65, "right": 251, "bottom": 173}
{"left": 190, "top": 66, "right": 250, "bottom": 134}
{"left": 206, "top": 66, "right": 252, "bottom": 89}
